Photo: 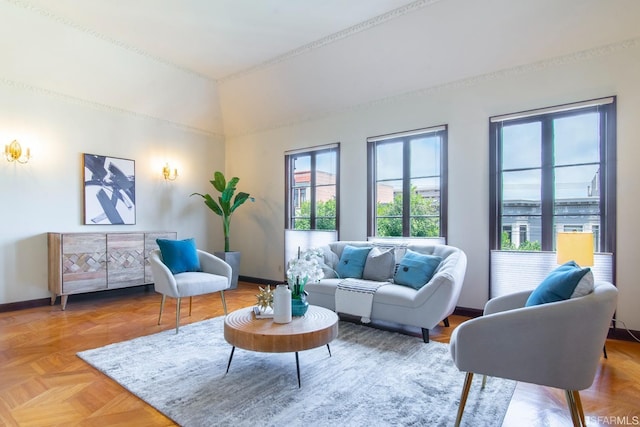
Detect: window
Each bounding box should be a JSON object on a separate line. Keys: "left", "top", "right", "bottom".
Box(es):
{"left": 285, "top": 144, "right": 339, "bottom": 230}
{"left": 367, "top": 126, "right": 447, "bottom": 238}
{"left": 502, "top": 225, "right": 513, "bottom": 247}
{"left": 490, "top": 97, "right": 616, "bottom": 254}
{"left": 519, "top": 225, "right": 527, "bottom": 246}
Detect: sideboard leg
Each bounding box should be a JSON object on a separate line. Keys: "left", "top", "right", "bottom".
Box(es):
{"left": 61, "top": 295, "right": 68, "bottom": 311}
{"left": 50, "top": 294, "right": 57, "bottom": 306}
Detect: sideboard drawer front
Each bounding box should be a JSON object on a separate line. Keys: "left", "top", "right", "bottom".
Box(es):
{"left": 107, "top": 233, "right": 145, "bottom": 288}
{"left": 61, "top": 233, "right": 107, "bottom": 293}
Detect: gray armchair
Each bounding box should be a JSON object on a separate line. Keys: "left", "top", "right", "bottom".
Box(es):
{"left": 449, "top": 281, "right": 618, "bottom": 427}
{"left": 149, "top": 249, "right": 232, "bottom": 333}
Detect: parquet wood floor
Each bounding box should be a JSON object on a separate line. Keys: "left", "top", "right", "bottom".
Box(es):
{"left": 0, "top": 282, "right": 638, "bottom": 426}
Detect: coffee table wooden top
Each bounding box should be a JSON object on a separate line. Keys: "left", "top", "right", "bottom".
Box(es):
{"left": 224, "top": 305, "right": 339, "bottom": 353}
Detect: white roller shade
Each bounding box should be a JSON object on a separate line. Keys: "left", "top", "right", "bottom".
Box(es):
{"left": 284, "top": 229, "right": 337, "bottom": 273}
{"left": 490, "top": 251, "right": 613, "bottom": 298}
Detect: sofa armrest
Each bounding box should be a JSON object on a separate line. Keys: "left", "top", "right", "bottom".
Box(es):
{"left": 412, "top": 249, "right": 466, "bottom": 309}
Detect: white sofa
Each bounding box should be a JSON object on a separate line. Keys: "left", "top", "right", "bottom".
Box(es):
{"left": 305, "top": 241, "right": 467, "bottom": 342}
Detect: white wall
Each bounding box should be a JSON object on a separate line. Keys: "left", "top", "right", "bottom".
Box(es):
{"left": 0, "top": 2, "right": 225, "bottom": 305}
{"left": 226, "top": 43, "right": 640, "bottom": 330}
{"left": 0, "top": 82, "right": 227, "bottom": 304}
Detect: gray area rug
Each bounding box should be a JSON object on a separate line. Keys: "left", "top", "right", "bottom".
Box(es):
{"left": 78, "top": 316, "right": 515, "bottom": 427}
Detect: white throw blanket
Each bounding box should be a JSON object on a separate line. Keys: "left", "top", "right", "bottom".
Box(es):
{"left": 335, "top": 278, "right": 389, "bottom": 323}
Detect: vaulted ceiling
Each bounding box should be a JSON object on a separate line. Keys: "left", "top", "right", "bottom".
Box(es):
{"left": 7, "top": 0, "right": 640, "bottom": 137}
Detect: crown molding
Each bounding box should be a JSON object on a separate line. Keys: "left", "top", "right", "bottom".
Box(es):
{"left": 218, "top": 0, "right": 443, "bottom": 84}
{"left": 0, "top": 76, "right": 222, "bottom": 138}
{"left": 226, "top": 37, "right": 640, "bottom": 139}
{"left": 6, "top": 0, "right": 216, "bottom": 83}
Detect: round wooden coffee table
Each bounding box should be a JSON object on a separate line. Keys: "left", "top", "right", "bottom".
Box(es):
{"left": 223, "top": 305, "right": 339, "bottom": 387}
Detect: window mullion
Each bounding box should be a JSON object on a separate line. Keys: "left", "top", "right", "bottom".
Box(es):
{"left": 541, "top": 117, "right": 554, "bottom": 251}
{"left": 402, "top": 139, "right": 411, "bottom": 237}
{"left": 309, "top": 153, "right": 317, "bottom": 229}
{"left": 601, "top": 104, "right": 616, "bottom": 254}
{"left": 285, "top": 156, "right": 291, "bottom": 229}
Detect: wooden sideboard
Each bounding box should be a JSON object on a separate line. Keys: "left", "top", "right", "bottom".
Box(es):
{"left": 48, "top": 231, "right": 176, "bottom": 309}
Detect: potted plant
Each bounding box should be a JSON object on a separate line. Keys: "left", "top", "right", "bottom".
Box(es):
{"left": 191, "top": 171, "right": 254, "bottom": 289}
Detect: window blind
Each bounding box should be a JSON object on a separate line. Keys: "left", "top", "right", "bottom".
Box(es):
{"left": 490, "top": 96, "right": 614, "bottom": 123}
{"left": 284, "top": 229, "right": 337, "bottom": 275}
{"left": 490, "top": 251, "right": 613, "bottom": 298}
{"left": 284, "top": 143, "right": 338, "bottom": 156}
{"left": 367, "top": 125, "right": 446, "bottom": 143}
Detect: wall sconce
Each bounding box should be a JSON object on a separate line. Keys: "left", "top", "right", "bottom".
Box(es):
{"left": 557, "top": 232, "right": 594, "bottom": 267}
{"left": 162, "top": 163, "right": 178, "bottom": 181}
{"left": 4, "top": 140, "right": 31, "bottom": 164}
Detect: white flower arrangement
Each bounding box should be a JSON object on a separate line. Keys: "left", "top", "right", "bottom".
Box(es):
{"left": 287, "top": 248, "right": 325, "bottom": 288}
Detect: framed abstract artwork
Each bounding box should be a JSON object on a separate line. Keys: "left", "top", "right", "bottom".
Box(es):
{"left": 83, "top": 153, "right": 136, "bottom": 225}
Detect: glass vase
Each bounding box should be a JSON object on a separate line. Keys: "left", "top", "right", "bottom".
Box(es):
{"left": 290, "top": 277, "right": 309, "bottom": 316}
{"left": 291, "top": 290, "right": 309, "bottom": 316}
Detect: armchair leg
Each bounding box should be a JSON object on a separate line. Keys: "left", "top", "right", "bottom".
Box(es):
{"left": 573, "top": 391, "right": 586, "bottom": 427}
{"left": 158, "top": 295, "right": 166, "bottom": 325}
{"left": 175, "top": 297, "right": 181, "bottom": 334}
{"left": 443, "top": 317, "right": 450, "bottom": 327}
{"left": 565, "top": 390, "right": 586, "bottom": 427}
{"left": 455, "top": 372, "right": 474, "bottom": 427}
{"left": 220, "top": 290, "right": 228, "bottom": 315}
{"left": 421, "top": 328, "right": 429, "bottom": 343}
{"left": 189, "top": 296, "right": 193, "bottom": 316}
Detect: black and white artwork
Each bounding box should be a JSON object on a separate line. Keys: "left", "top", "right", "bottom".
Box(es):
{"left": 83, "top": 153, "right": 136, "bottom": 225}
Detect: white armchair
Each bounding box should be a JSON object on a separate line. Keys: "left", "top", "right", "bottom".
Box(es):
{"left": 449, "top": 281, "right": 618, "bottom": 426}
{"left": 149, "top": 249, "right": 232, "bottom": 333}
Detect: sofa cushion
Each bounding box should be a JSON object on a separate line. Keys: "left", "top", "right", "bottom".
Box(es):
{"left": 571, "top": 268, "right": 595, "bottom": 298}
{"left": 156, "top": 238, "right": 201, "bottom": 275}
{"left": 336, "top": 245, "right": 372, "bottom": 279}
{"left": 363, "top": 246, "right": 395, "bottom": 281}
{"left": 393, "top": 249, "right": 442, "bottom": 290}
{"left": 525, "top": 261, "right": 591, "bottom": 307}
{"left": 318, "top": 245, "right": 339, "bottom": 278}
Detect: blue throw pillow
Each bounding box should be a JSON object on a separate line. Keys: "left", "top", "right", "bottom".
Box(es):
{"left": 525, "top": 261, "right": 591, "bottom": 307}
{"left": 156, "top": 238, "right": 201, "bottom": 274}
{"left": 394, "top": 249, "right": 442, "bottom": 290}
{"left": 336, "top": 246, "right": 372, "bottom": 279}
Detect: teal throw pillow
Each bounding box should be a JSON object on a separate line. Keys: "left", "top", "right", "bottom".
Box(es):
{"left": 525, "top": 261, "right": 591, "bottom": 307}
{"left": 394, "top": 249, "right": 442, "bottom": 290}
{"left": 156, "top": 238, "right": 201, "bottom": 274}
{"left": 336, "top": 246, "right": 372, "bottom": 279}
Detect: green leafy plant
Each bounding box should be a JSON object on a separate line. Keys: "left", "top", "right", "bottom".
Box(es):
{"left": 191, "top": 171, "right": 255, "bottom": 252}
